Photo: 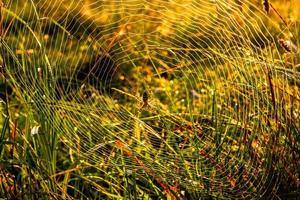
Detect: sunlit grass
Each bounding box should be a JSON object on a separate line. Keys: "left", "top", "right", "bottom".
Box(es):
{"left": 0, "top": 0, "right": 299, "bottom": 199}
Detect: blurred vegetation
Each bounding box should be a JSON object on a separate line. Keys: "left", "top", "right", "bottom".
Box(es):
{"left": 0, "top": 0, "right": 299, "bottom": 199}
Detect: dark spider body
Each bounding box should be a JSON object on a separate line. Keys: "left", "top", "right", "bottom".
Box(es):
{"left": 263, "top": 0, "right": 269, "bottom": 14}
{"left": 143, "top": 91, "right": 149, "bottom": 104}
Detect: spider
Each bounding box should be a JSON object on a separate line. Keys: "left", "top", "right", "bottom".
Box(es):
{"left": 141, "top": 91, "right": 149, "bottom": 108}
{"left": 139, "top": 90, "right": 157, "bottom": 112}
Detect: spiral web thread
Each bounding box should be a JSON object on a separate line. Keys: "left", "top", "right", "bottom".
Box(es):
{"left": 2, "top": 0, "right": 299, "bottom": 198}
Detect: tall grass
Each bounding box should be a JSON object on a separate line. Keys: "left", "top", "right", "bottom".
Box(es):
{"left": 0, "top": 0, "right": 299, "bottom": 199}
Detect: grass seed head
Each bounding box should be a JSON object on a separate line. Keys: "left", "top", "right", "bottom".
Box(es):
{"left": 278, "top": 39, "right": 292, "bottom": 52}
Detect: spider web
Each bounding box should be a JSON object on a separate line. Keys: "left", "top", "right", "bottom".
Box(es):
{"left": 2, "top": 0, "right": 299, "bottom": 198}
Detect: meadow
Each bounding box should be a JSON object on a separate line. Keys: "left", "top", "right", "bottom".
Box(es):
{"left": 0, "top": 0, "right": 299, "bottom": 199}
